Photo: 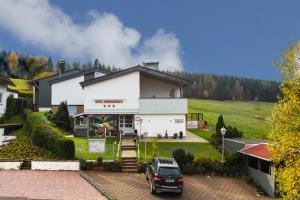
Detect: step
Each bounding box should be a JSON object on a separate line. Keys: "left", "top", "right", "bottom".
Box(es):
{"left": 122, "top": 157, "right": 137, "bottom": 161}
{"left": 123, "top": 162, "right": 137, "bottom": 166}
{"left": 121, "top": 147, "right": 136, "bottom": 150}
{"left": 122, "top": 166, "right": 138, "bottom": 170}
{"left": 122, "top": 168, "right": 138, "bottom": 173}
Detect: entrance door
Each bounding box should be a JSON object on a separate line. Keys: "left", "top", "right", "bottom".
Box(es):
{"left": 119, "top": 115, "right": 134, "bottom": 134}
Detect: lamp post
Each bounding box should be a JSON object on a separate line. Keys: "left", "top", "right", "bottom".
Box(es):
{"left": 144, "top": 132, "right": 148, "bottom": 163}
{"left": 112, "top": 141, "right": 117, "bottom": 161}
{"left": 221, "top": 127, "right": 227, "bottom": 163}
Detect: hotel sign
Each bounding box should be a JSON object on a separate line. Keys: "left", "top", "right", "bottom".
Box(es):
{"left": 94, "top": 99, "right": 124, "bottom": 108}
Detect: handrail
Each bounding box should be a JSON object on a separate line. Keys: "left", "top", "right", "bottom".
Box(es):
{"left": 137, "top": 136, "right": 140, "bottom": 160}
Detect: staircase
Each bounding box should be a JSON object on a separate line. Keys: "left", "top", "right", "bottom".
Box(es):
{"left": 121, "top": 139, "right": 137, "bottom": 173}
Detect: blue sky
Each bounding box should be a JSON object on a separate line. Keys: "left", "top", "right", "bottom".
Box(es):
{"left": 0, "top": 0, "right": 299, "bottom": 80}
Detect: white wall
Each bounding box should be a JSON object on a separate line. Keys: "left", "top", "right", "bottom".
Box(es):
{"left": 51, "top": 76, "right": 84, "bottom": 105}
{"left": 134, "top": 114, "right": 186, "bottom": 137}
{"left": 0, "top": 84, "right": 8, "bottom": 116}
{"left": 31, "top": 161, "right": 79, "bottom": 171}
{"left": 0, "top": 161, "right": 22, "bottom": 170}
{"left": 8, "top": 91, "right": 18, "bottom": 98}
{"left": 140, "top": 75, "right": 181, "bottom": 98}
{"left": 84, "top": 71, "right": 140, "bottom": 114}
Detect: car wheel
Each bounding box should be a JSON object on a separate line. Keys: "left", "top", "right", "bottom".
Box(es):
{"left": 150, "top": 181, "right": 156, "bottom": 195}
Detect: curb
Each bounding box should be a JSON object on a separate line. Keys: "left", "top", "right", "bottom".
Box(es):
{"left": 80, "top": 171, "right": 117, "bottom": 200}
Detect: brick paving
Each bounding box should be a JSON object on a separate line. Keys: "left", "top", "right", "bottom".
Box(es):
{"left": 87, "top": 171, "right": 272, "bottom": 200}
{"left": 0, "top": 170, "right": 105, "bottom": 200}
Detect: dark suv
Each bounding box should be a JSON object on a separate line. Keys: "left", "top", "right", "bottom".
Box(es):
{"left": 146, "top": 157, "right": 183, "bottom": 195}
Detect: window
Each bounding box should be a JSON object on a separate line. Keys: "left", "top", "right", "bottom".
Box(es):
{"left": 260, "top": 160, "right": 271, "bottom": 174}
{"left": 248, "top": 156, "right": 258, "bottom": 169}
{"left": 67, "top": 106, "right": 76, "bottom": 116}
{"left": 119, "top": 115, "right": 124, "bottom": 128}
{"left": 169, "top": 89, "right": 175, "bottom": 98}
{"left": 0, "top": 93, "right": 2, "bottom": 104}
{"left": 158, "top": 167, "right": 180, "bottom": 177}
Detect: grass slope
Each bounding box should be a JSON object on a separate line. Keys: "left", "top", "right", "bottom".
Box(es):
{"left": 188, "top": 99, "right": 274, "bottom": 139}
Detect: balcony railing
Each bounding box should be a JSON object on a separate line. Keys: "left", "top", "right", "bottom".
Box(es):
{"left": 139, "top": 98, "right": 187, "bottom": 114}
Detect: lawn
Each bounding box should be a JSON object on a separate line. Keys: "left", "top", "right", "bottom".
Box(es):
{"left": 138, "top": 141, "right": 221, "bottom": 162}
{"left": 189, "top": 129, "right": 213, "bottom": 140}
{"left": 8, "top": 78, "right": 32, "bottom": 95}
{"left": 70, "top": 137, "right": 119, "bottom": 160}
{"left": 188, "top": 99, "right": 274, "bottom": 139}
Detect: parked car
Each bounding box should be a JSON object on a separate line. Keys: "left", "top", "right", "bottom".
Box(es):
{"left": 146, "top": 157, "right": 183, "bottom": 195}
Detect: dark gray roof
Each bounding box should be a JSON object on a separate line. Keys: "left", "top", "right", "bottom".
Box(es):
{"left": 80, "top": 65, "right": 189, "bottom": 87}
{"left": 28, "top": 69, "right": 82, "bottom": 85}
{"left": 48, "top": 67, "right": 111, "bottom": 85}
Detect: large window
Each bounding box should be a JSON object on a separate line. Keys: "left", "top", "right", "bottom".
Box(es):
{"left": 68, "top": 105, "right": 76, "bottom": 116}
{"left": 248, "top": 156, "right": 259, "bottom": 169}
{"left": 125, "top": 115, "right": 133, "bottom": 128}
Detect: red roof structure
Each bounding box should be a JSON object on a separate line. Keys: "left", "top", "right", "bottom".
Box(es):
{"left": 240, "top": 143, "right": 272, "bottom": 161}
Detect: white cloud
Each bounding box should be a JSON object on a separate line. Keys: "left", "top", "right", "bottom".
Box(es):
{"left": 0, "top": 0, "right": 183, "bottom": 71}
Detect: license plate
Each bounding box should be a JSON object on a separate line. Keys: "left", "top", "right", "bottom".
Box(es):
{"left": 165, "top": 179, "right": 174, "bottom": 183}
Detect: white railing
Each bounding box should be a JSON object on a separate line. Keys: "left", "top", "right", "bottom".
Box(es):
{"left": 137, "top": 138, "right": 140, "bottom": 160}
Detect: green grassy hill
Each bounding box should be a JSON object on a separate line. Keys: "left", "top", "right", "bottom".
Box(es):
{"left": 188, "top": 99, "right": 274, "bottom": 139}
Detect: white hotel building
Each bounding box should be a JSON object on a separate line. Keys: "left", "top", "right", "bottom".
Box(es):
{"left": 49, "top": 64, "right": 189, "bottom": 137}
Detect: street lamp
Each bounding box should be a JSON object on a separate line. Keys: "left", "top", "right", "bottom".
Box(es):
{"left": 220, "top": 127, "right": 226, "bottom": 163}
{"left": 144, "top": 132, "right": 148, "bottom": 163}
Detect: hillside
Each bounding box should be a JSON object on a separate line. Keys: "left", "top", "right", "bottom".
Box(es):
{"left": 188, "top": 99, "right": 274, "bottom": 139}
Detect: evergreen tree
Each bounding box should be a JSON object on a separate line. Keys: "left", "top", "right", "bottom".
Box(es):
{"left": 214, "top": 115, "right": 226, "bottom": 144}
{"left": 48, "top": 57, "right": 54, "bottom": 72}
{"left": 93, "top": 58, "right": 99, "bottom": 68}
{"left": 53, "top": 101, "right": 70, "bottom": 131}
{"left": 5, "top": 94, "right": 16, "bottom": 117}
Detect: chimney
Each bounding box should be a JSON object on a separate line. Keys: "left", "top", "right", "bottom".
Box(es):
{"left": 142, "top": 60, "right": 159, "bottom": 70}
{"left": 58, "top": 60, "right": 66, "bottom": 76}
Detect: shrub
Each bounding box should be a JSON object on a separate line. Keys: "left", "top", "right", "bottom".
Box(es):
{"left": 179, "top": 131, "right": 183, "bottom": 139}
{"left": 183, "top": 163, "right": 195, "bottom": 174}
{"left": 25, "top": 112, "right": 75, "bottom": 159}
{"left": 5, "top": 94, "right": 17, "bottom": 117}
{"left": 173, "top": 133, "right": 178, "bottom": 139}
{"left": 173, "top": 148, "right": 186, "bottom": 169}
{"left": 103, "top": 161, "right": 122, "bottom": 172}
{"left": 224, "top": 153, "right": 243, "bottom": 167}
{"left": 53, "top": 101, "right": 70, "bottom": 131}
{"left": 97, "top": 157, "right": 103, "bottom": 166}
{"left": 157, "top": 134, "right": 162, "bottom": 139}
{"left": 137, "top": 162, "right": 147, "bottom": 173}
{"left": 224, "top": 126, "right": 243, "bottom": 138}
{"left": 80, "top": 159, "right": 88, "bottom": 171}
{"left": 44, "top": 111, "right": 54, "bottom": 121}
{"left": 164, "top": 131, "right": 168, "bottom": 139}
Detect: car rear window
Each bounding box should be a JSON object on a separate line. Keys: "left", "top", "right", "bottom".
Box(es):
{"left": 158, "top": 167, "right": 180, "bottom": 177}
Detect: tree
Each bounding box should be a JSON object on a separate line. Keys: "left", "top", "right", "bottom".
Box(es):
{"left": 93, "top": 58, "right": 99, "bottom": 68}
{"left": 5, "top": 94, "right": 16, "bottom": 117}
{"left": 53, "top": 101, "right": 70, "bottom": 131}
{"left": 214, "top": 115, "right": 226, "bottom": 144}
{"left": 7, "top": 51, "right": 18, "bottom": 73}
{"left": 231, "top": 80, "right": 244, "bottom": 100}
{"left": 269, "top": 43, "right": 300, "bottom": 199}
{"left": 48, "top": 57, "right": 54, "bottom": 72}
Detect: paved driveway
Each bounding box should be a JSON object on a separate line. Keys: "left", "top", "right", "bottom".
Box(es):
{"left": 0, "top": 170, "right": 105, "bottom": 200}
{"left": 87, "top": 171, "right": 271, "bottom": 200}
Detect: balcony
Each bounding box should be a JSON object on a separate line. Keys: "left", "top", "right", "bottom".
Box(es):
{"left": 139, "top": 98, "right": 187, "bottom": 114}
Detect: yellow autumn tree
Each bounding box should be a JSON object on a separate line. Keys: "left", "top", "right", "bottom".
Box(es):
{"left": 7, "top": 51, "right": 18, "bottom": 73}
{"left": 269, "top": 43, "right": 300, "bottom": 199}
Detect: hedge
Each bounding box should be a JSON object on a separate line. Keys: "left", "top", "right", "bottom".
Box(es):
{"left": 24, "top": 109, "right": 75, "bottom": 159}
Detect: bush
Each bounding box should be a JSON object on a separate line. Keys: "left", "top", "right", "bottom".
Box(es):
{"left": 80, "top": 159, "right": 88, "bottom": 171}
{"left": 103, "top": 161, "right": 122, "bottom": 172}
{"left": 164, "top": 131, "right": 168, "bottom": 139}
{"left": 173, "top": 133, "right": 178, "bottom": 139}
{"left": 5, "top": 94, "right": 17, "bottom": 117}
{"left": 179, "top": 131, "right": 183, "bottom": 139}
{"left": 53, "top": 101, "right": 70, "bottom": 131}
{"left": 173, "top": 148, "right": 194, "bottom": 171}
{"left": 157, "top": 134, "right": 162, "bottom": 139}
{"left": 137, "top": 162, "right": 147, "bottom": 173}
{"left": 44, "top": 111, "right": 54, "bottom": 121}
{"left": 183, "top": 163, "right": 195, "bottom": 174}
{"left": 25, "top": 112, "right": 75, "bottom": 159}
{"left": 224, "top": 126, "right": 243, "bottom": 138}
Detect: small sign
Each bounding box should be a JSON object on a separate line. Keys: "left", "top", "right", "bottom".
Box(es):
{"left": 88, "top": 138, "right": 105, "bottom": 153}
{"left": 187, "top": 120, "right": 198, "bottom": 129}
{"left": 175, "top": 119, "right": 184, "bottom": 123}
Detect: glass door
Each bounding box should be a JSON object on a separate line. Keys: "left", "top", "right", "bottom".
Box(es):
{"left": 119, "top": 115, "right": 134, "bottom": 134}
